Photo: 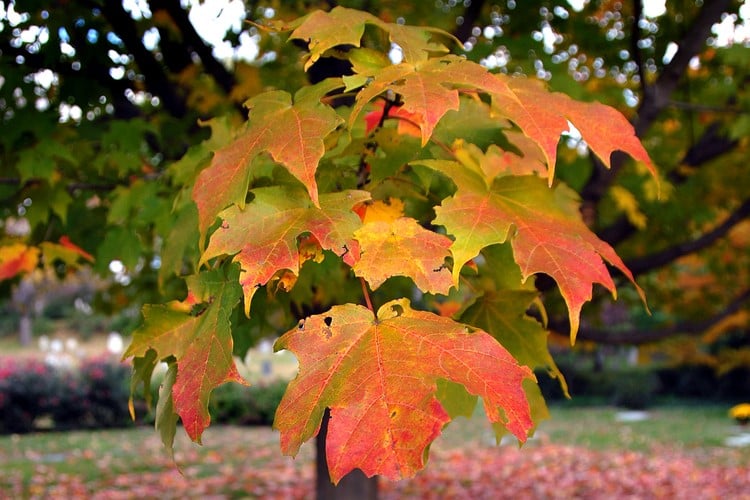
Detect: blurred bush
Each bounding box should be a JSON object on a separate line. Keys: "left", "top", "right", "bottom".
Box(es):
{"left": 538, "top": 356, "right": 750, "bottom": 408}
{"left": 209, "top": 380, "right": 288, "bottom": 426}
{"left": 0, "top": 357, "right": 133, "bottom": 433}
{"left": 0, "top": 357, "right": 289, "bottom": 434}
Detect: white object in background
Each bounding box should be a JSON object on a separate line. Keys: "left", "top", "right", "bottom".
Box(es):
{"left": 107, "top": 332, "right": 124, "bottom": 354}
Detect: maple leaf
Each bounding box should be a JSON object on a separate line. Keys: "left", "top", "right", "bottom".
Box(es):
{"left": 123, "top": 267, "right": 246, "bottom": 443}
{"left": 274, "top": 298, "right": 534, "bottom": 482}
{"left": 453, "top": 138, "right": 547, "bottom": 180}
{"left": 349, "top": 55, "right": 655, "bottom": 182}
{"left": 200, "top": 186, "right": 370, "bottom": 316}
{"left": 39, "top": 236, "right": 94, "bottom": 271}
{"left": 155, "top": 362, "right": 179, "bottom": 461}
{"left": 353, "top": 217, "right": 453, "bottom": 295}
{"left": 431, "top": 173, "right": 644, "bottom": 341}
{"left": 462, "top": 289, "right": 569, "bottom": 397}
{"left": 356, "top": 198, "right": 406, "bottom": 224}
{"left": 350, "top": 59, "right": 469, "bottom": 146}
{"left": 0, "top": 244, "right": 40, "bottom": 281}
{"left": 286, "top": 7, "right": 454, "bottom": 70}
{"left": 192, "top": 80, "right": 343, "bottom": 238}
{"left": 364, "top": 101, "right": 422, "bottom": 139}
{"left": 494, "top": 77, "right": 657, "bottom": 182}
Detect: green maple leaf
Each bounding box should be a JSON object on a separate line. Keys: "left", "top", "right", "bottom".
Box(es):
{"left": 274, "top": 298, "right": 534, "bottom": 483}
{"left": 155, "top": 361, "right": 179, "bottom": 461}
{"left": 192, "top": 79, "right": 344, "bottom": 238}
{"left": 463, "top": 289, "right": 568, "bottom": 396}
{"left": 123, "top": 266, "right": 245, "bottom": 443}
{"left": 200, "top": 186, "right": 370, "bottom": 316}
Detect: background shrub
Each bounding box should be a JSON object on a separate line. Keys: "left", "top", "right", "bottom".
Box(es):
{"left": 0, "top": 357, "right": 133, "bottom": 433}
{"left": 78, "top": 358, "right": 132, "bottom": 428}
{"left": 0, "top": 359, "right": 53, "bottom": 433}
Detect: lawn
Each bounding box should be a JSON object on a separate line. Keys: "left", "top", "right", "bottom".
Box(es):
{"left": 2, "top": 404, "right": 749, "bottom": 498}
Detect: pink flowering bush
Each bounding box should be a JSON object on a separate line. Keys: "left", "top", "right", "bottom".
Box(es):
{"left": 0, "top": 356, "right": 132, "bottom": 433}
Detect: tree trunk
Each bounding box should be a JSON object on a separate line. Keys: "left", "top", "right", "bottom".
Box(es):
{"left": 316, "top": 408, "right": 379, "bottom": 500}
{"left": 19, "top": 314, "right": 33, "bottom": 347}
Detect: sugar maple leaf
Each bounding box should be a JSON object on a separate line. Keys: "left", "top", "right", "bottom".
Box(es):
{"left": 123, "top": 267, "right": 245, "bottom": 443}
{"left": 192, "top": 80, "right": 343, "bottom": 238}
{"left": 453, "top": 138, "right": 547, "bottom": 179}
{"left": 274, "top": 299, "right": 534, "bottom": 482}
{"left": 463, "top": 289, "right": 569, "bottom": 397}
{"left": 350, "top": 58, "right": 471, "bottom": 146}
{"left": 200, "top": 186, "right": 370, "bottom": 315}
{"left": 349, "top": 55, "right": 655, "bottom": 182}
{"left": 496, "top": 77, "right": 656, "bottom": 182}
{"left": 0, "top": 244, "right": 39, "bottom": 281}
{"left": 364, "top": 101, "right": 422, "bottom": 139}
{"left": 353, "top": 217, "right": 453, "bottom": 294}
{"left": 355, "top": 198, "right": 406, "bottom": 224}
{"left": 286, "top": 7, "right": 453, "bottom": 70}
{"left": 39, "top": 236, "right": 95, "bottom": 270}
{"left": 431, "top": 172, "right": 643, "bottom": 341}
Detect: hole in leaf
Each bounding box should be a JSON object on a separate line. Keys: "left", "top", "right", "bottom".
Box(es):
{"left": 390, "top": 410, "right": 397, "bottom": 419}
{"left": 324, "top": 316, "right": 333, "bottom": 327}
{"left": 298, "top": 320, "right": 305, "bottom": 330}
{"left": 390, "top": 304, "right": 404, "bottom": 316}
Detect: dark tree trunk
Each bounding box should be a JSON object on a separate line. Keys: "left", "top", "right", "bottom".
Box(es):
{"left": 316, "top": 409, "right": 379, "bottom": 500}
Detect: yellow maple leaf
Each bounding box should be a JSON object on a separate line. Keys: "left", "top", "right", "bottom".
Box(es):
{"left": 360, "top": 198, "right": 405, "bottom": 224}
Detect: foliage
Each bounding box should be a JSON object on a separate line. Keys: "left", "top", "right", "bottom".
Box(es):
{"left": 117, "top": 7, "right": 656, "bottom": 481}
{"left": 1, "top": 0, "right": 749, "bottom": 486}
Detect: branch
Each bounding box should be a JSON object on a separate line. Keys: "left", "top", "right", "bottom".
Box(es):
{"left": 453, "top": 0, "right": 487, "bottom": 43}
{"left": 625, "top": 198, "right": 750, "bottom": 276}
{"left": 580, "top": 0, "right": 734, "bottom": 206}
{"left": 558, "top": 289, "right": 750, "bottom": 345}
{"left": 668, "top": 100, "right": 746, "bottom": 114}
{"left": 149, "top": 0, "right": 236, "bottom": 94}
{"left": 99, "top": 0, "right": 187, "bottom": 117}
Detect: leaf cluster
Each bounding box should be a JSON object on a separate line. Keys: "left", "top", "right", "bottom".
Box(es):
{"left": 118, "top": 7, "right": 654, "bottom": 482}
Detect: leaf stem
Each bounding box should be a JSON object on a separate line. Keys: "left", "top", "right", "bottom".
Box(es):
{"left": 360, "top": 277, "right": 375, "bottom": 313}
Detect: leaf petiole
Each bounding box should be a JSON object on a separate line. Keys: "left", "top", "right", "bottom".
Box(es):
{"left": 359, "top": 277, "right": 374, "bottom": 313}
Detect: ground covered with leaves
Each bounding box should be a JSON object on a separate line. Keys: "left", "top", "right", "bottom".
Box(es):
{"left": 2, "top": 406, "right": 750, "bottom": 498}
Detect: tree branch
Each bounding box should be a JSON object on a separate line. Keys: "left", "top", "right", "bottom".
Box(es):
{"left": 148, "top": 0, "right": 236, "bottom": 94}
{"left": 561, "top": 288, "right": 750, "bottom": 345}
{"left": 99, "top": 0, "right": 187, "bottom": 117}
{"left": 624, "top": 198, "right": 750, "bottom": 276}
{"left": 453, "top": 0, "right": 487, "bottom": 43}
